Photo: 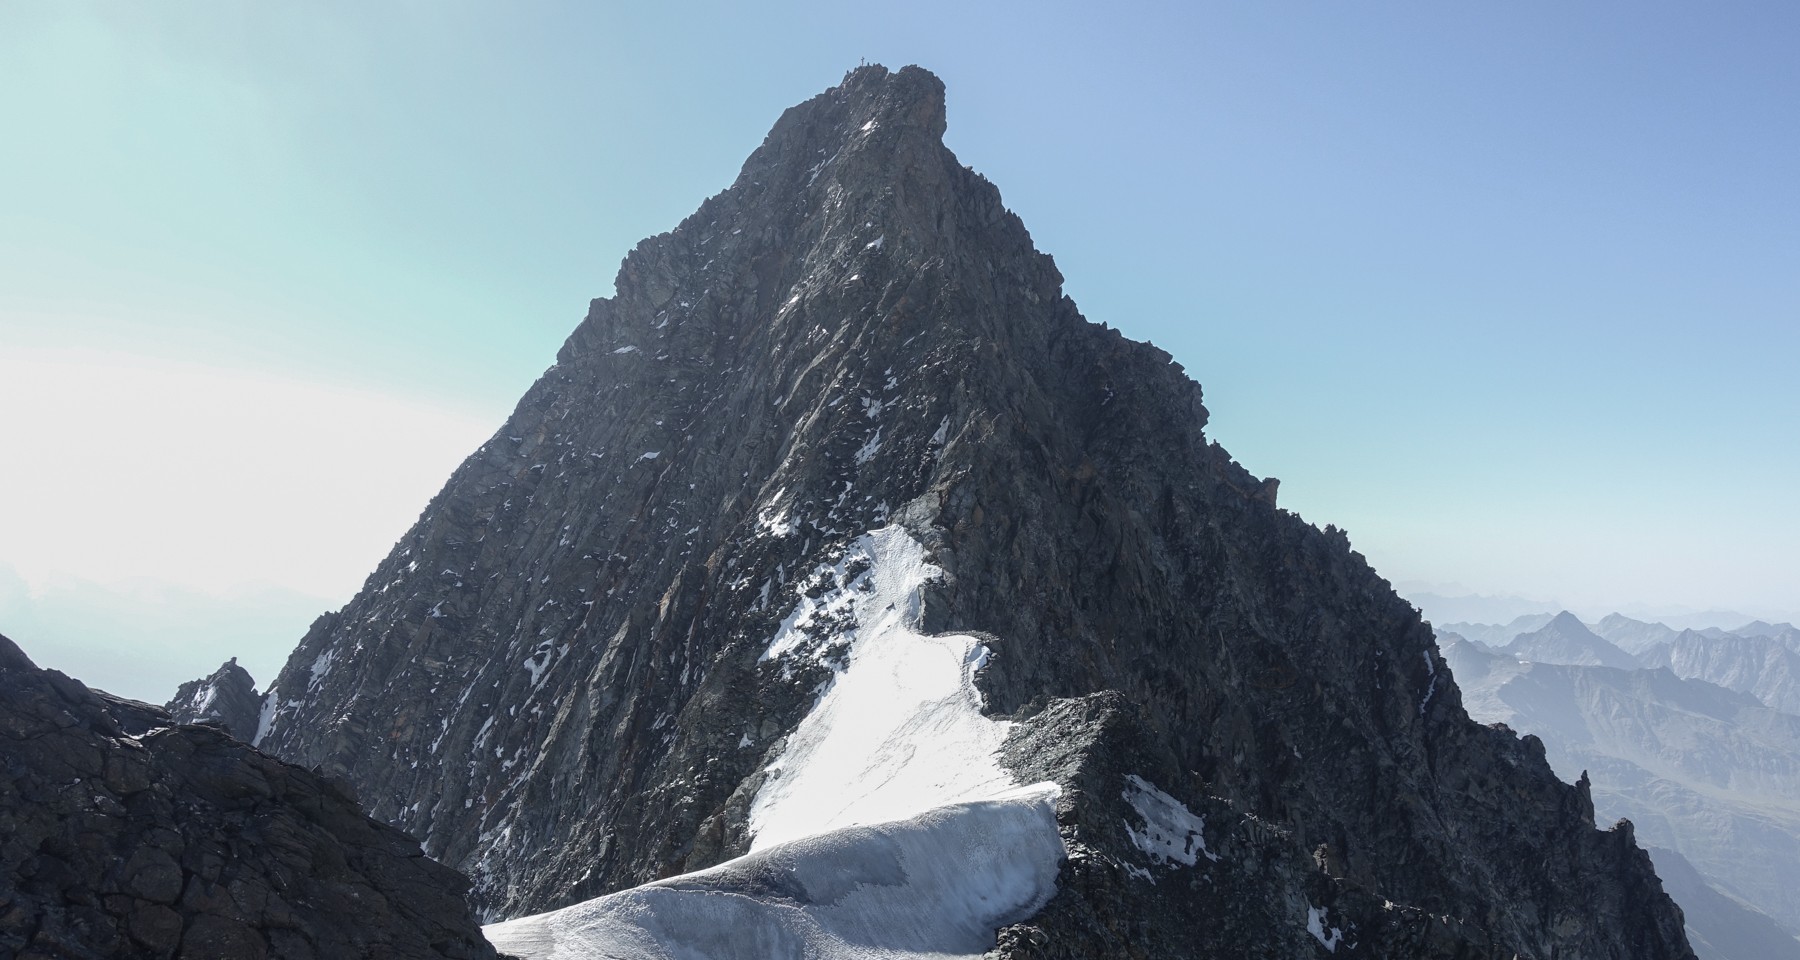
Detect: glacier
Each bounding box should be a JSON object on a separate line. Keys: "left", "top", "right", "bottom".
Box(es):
{"left": 484, "top": 525, "right": 1066, "bottom": 958}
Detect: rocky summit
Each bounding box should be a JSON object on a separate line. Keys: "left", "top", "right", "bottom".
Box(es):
{"left": 229, "top": 65, "right": 1694, "bottom": 957}
{"left": 0, "top": 634, "right": 496, "bottom": 960}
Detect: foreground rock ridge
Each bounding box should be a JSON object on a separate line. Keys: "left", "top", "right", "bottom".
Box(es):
{"left": 0, "top": 634, "right": 497, "bottom": 960}
{"left": 247, "top": 65, "right": 1694, "bottom": 957}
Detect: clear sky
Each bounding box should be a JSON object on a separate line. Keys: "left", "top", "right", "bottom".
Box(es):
{"left": 3, "top": 2, "right": 1796, "bottom": 699}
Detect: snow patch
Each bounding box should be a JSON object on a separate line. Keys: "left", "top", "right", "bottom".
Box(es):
{"left": 523, "top": 650, "right": 551, "bottom": 686}
{"left": 612, "top": 345, "right": 639, "bottom": 354}
{"left": 1307, "top": 905, "right": 1344, "bottom": 952}
{"left": 758, "top": 499, "right": 795, "bottom": 538}
{"left": 1122, "top": 774, "right": 1219, "bottom": 870}
{"left": 853, "top": 427, "right": 883, "bottom": 465}
{"left": 1419, "top": 649, "right": 1440, "bottom": 718}
{"left": 252, "top": 692, "right": 280, "bottom": 747}
{"left": 308, "top": 650, "right": 336, "bottom": 689}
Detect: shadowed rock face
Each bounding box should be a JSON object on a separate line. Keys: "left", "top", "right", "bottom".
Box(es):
{"left": 165, "top": 657, "right": 262, "bottom": 741}
{"left": 245, "top": 65, "right": 1693, "bottom": 957}
{"left": 0, "top": 634, "right": 496, "bottom": 960}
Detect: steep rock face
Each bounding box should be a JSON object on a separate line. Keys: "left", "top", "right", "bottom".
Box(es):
{"left": 165, "top": 658, "right": 262, "bottom": 740}
{"left": 253, "top": 65, "right": 1693, "bottom": 957}
{"left": 0, "top": 634, "right": 497, "bottom": 960}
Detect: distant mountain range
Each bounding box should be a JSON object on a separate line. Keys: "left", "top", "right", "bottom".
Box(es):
{"left": 1400, "top": 585, "right": 1792, "bottom": 636}
{"left": 1396, "top": 585, "right": 1566, "bottom": 625}
{"left": 1437, "top": 610, "right": 1800, "bottom": 959}
{"left": 1501, "top": 611, "right": 1640, "bottom": 670}
{"left": 1441, "top": 611, "right": 1800, "bottom": 716}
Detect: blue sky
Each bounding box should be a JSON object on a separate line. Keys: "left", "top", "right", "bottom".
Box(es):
{"left": 3, "top": 3, "right": 1796, "bottom": 698}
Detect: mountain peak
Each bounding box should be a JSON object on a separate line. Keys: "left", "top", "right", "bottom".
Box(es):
{"left": 761, "top": 63, "right": 949, "bottom": 160}
{"left": 244, "top": 68, "right": 1694, "bottom": 959}
{"left": 165, "top": 657, "right": 261, "bottom": 740}
{"left": 1508, "top": 611, "right": 1638, "bottom": 670}
{"left": 1548, "top": 609, "right": 1589, "bottom": 630}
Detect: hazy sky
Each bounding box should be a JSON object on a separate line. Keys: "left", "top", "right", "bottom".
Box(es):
{"left": 3, "top": 3, "right": 1796, "bottom": 698}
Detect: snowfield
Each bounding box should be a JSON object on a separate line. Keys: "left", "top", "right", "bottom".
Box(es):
{"left": 485, "top": 526, "right": 1066, "bottom": 958}
{"left": 751, "top": 527, "right": 1023, "bottom": 848}
{"left": 483, "top": 786, "right": 1062, "bottom": 960}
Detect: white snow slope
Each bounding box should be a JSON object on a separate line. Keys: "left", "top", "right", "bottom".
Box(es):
{"left": 485, "top": 526, "right": 1065, "bottom": 959}
{"left": 750, "top": 527, "right": 1027, "bottom": 847}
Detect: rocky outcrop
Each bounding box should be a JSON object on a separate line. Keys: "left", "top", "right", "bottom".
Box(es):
{"left": 165, "top": 657, "right": 262, "bottom": 741}
{"left": 0, "top": 633, "right": 497, "bottom": 960}
{"left": 250, "top": 65, "right": 1693, "bottom": 957}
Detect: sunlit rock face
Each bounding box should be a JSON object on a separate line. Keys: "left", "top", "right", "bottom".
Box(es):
{"left": 246, "top": 65, "right": 1694, "bottom": 958}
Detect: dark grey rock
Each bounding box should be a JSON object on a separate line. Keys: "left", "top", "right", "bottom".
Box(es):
{"left": 249, "top": 64, "right": 1694, "bottom": 958}
{"left": 0, "top": 633, "right": 497, "bottom": 960}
